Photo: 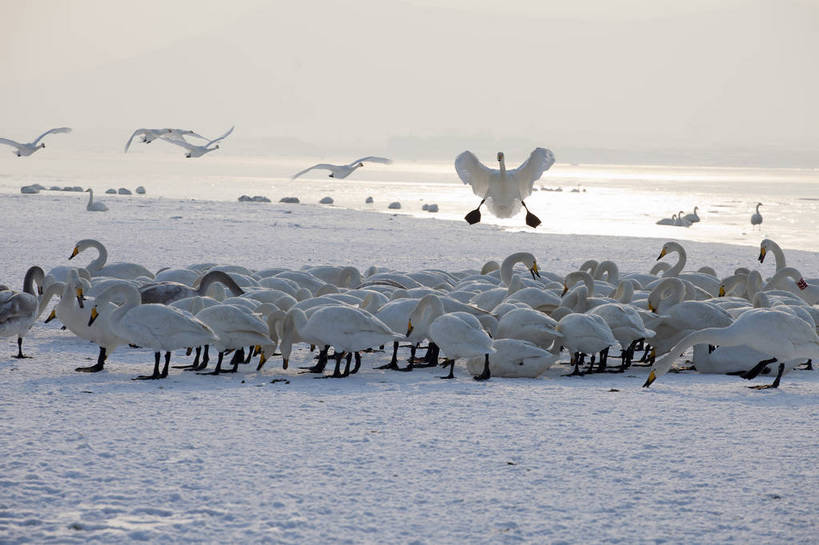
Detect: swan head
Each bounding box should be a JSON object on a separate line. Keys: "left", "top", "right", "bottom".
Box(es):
{"left": 406, "top": 319, "right": 414, "bottom": 337}
{"left": 40, "top": 143, "right": 46, "bottom": 149}
{"left": 328, "top": 173, "right": 334, "bottom": 178}
{"left": 358, "top": 162, "right": 364, "bottom": 167}
{"left": 496, "top": 152, "right": 504, "bottom": 162}
{"left": 759, "top": 246, "right": 767, "bottom": 263}
{"left": 657, "top": 245, "right": 668, "bottom": 260}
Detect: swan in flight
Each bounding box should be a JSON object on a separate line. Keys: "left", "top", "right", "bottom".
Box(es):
{"left": 124, "top": 128, "right": 205, "bottom": 152}
{"left": 0, "top": 127, "right": 71, "bottom": 156}
{"left": 750, "top": 203, "right": 763, "bottom": 229}
{"left": 161, "top": 126, "right": 234, "bottom": 158}
{"left": 290, "top": 156, "right": 393, "bottom": 180}
{"left": 455, "top": 148, "right": 555, "bottom": 228}
{"left": 85, "top": 189, "right": 108, "bottom": 212}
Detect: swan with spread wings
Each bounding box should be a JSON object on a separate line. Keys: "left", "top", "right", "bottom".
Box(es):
{"left": 291, "top": 156, "right": 393, "bottom": 180}
{"left": 455, "top": 148, "right": 555, "bottom": 228}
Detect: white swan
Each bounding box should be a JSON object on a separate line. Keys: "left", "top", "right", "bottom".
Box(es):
{"left": 69, "top": 239, "right": 154, "bottom": 280}
{"left": 124, "top": 128, "right": 205, "bottom": 152}
{"left": 750, "top": 202, "right": 763, "bottom": 229}
{"left": 656, "top": 214, "right": 677, "bottom": 226}
{"left": 456, "top": 148, "right": 555, "bottom": 227}
{"left": 656, "top": 241, "right": 720, "bottom": 296}
{"left": 683, "top": 206, "right": 700, "bottom": 223}
{"left": 85, "top": 189, "right": 108, "bottom": 212}
{"left": 466, "top": 339, "right": 558, "bottom": 378}
{"left": 407, "top": 294, "right": 495, "bottom": 380}
{"left": 494, "top": 307, "right": 560, "bottom": 349}
{"left": 291, "top": 156, "right": 392, "bottom": 180}
{"left": 553, "top": 313, "right": 617, "bottom": 374}
{"left": 279, "top": 306, "right": 400, "bottom": 377}
{"left": 762, "top": 267, "right": 819, "bottom": 305}
{"left": 0, "top": 127, "right": 71, "bottom": 156}
{"left": 589, "top": 303, "right": 655, "bottom": 368}
{"left": 644, "top": 308, "right": 819, "bottom": 389}
{"left": 674, "top": 211, "right": 692, "bottom": 227}
{"left": 88, "top": 284, "right": 217, "bottom": 379}
{"left": 0, "top": 266, "right": 46, "bottom": 358}
{"left": 193, "top": 304, "right": 271, "bottom": 375}
{"left": 758, "top": 239, "right": 785, "bottom": 270}
{"left": 161, "top": 126, "right": 234, "bottom": 158}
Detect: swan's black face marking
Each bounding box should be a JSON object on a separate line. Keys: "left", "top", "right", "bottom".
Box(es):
{"left": 758, "top": 247, "right": 766, "bottom": 263}
{"left": 358, "top": 163, "right": 364, "bottom": 167}
{"left": 329, "top": 173, "right": 334, "bottom": 178}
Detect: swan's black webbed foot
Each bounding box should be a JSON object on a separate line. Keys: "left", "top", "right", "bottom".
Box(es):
{"left": 740, "top": 358, "right": 778, "bottom": 380}
{"left": 198, "top": 352, "right": 227, "bottom": 376}
{"left": 134, "top": 352, "right": 166, "bottom": 380}
{"left": 396, "top": 362, "right": 414, "bottom": 372}
{"left": 464, "top": 199, "right": 485, "bottom": 225}
{"left": 76, "top": 349, "right": 106, "bottom": 373}
{"left": 440, "top": 359, "right": 456, "bottom": 379}
{"left": 799, "top": 359, "right": 813, "bottom": 371}
{"left": 748, "top": 363, "right": 785, "bottom": 390}
{"left": 521, "top": 201, "right": 541, "bottom": 228}
{"left": 13, "top": 338, "right": 30, "bottom": 358}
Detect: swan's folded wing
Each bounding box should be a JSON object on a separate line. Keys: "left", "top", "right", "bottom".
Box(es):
{"left": 351, "top": 156, "right": 392, "bottom": 166}
{"left": 509, "top": 148, "right": 555, "bottom": 198}
{"left": 455, "top": 150, "right": 493, "bottom": 198}
{"left": 0, "top": 138, "right": 22, "bottom": 149}
{"left": 291, "top": 164, "right": 333, "bottom": 180}
{"left": 32, "top": 127, "right": 72, "bottom": 145}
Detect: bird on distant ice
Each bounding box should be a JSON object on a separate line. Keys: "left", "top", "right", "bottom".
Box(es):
{"left": 751, "top": 203, "right": 763, "bottom": 229}
{"left": 124, "top": 128, "right": 206, "bottom": 152}
{"left": 85, "top": 189, "right": 108, "bottom": 212}
{"left": 0, "top": 127, "right": 72, "bottom": 156}
{"left": 161, "top": 126, "right": 234, "bottom": 158}
{"left": 455, "top": 148, "right": 555, "bottom": 228}
{"left": 291, "top": 156, "right": 393, "bottom": 180}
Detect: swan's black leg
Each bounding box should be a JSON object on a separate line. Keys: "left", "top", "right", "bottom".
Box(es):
{"left": 440, "top": 358, "right": 456, "bottom": 379}
{"left": 13, "top": 337, "right": 31, "bottom": 359}
{"left": 195, "top": 345, "right": 210, "bottom": 370}
{"left": 176, "top": 346, "right": 202, "bottom": 369}
{"left": 597, "top": 347, "right": 609, "bottom": 372}
{"left": 244, "top": 346, "right": 254, "bottom": 364}
{"left": 799, "top": 359, "right": 813, "bottom": 371}
{"left": 351, "top": 352, "right": 361, "bottom": 374}
{"left": 301, "top": 346, "right": 330, "bottom": 373}
{"left": 414, "top": 342, "right": 439, "bottom": 368}
{"left": 230, "top": 348, "right": 245, "bottom": 365}
{"left": 159, "top": 352, "right": 171, "bottom": 378}
{"left": 521, "top": 200, "right": 542, "bottom": 228}
{"left": 473, "top": 353, "right": 491, "bottom": 381}
{"left": 376, "top": 342, "right": 400, "bottom": 370}
{"left": 134, "top": 352, "right": 163, "bottom": 380}
{"left": 564, "top": 352, "right": 585, "bottom": 376}
{"left": 76, "top": 346, "right": 107, "bottom": 372}
{"left": 740, "top": 358, "right": 778, "bottom": 381}
{"left": 464, "top": 199, "right": 485, "bottom": 225}
{"left": 198, "top": 351, "right": 226, "bottom": 375}
{"left": 749, "top": 363, "right": 785, "bottom": 390}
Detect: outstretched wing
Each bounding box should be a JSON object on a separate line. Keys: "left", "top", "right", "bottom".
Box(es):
{"left": 291, "top": 164, "right": 335, "bottom": 180}
{"left": 159, "top": 133, "right": 196, "bottom": 151}
{"left": 174, "top": 129, "right": 207, "bottom": 140}
{"left": 124, "top": 128, "right": 149, "bottom": 153}
{"left": 349, "top": 156, "right": 392, "bottom": 166}
{"left": 32, "top": 127, "right": 71, "bottom": 145}
{"left": 508, "top": 148, "right": 555, "bottom": 199}
{"left": 0, "top": 138, "right": 23, "bottom": 149}
{"left": 454, "top": 150, "right": 495, "bottom": 198}
{"left": 206, "top": 126, "right": 235, "bottom": 147}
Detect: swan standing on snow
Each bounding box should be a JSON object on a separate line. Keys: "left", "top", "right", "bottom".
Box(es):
{"left": 290, "top": 156, "right": 393, "bottom": 180}
{"left": 161, "top": 126, "right": 234, "bottom": 158}
{"left": 87, "top": 284, "right": 217, "bottom": 380}
{"left": 456, "top": 148, "right": 555, "bottom": 228}
{"left": 124, "top": 128, "right": 205, "bottom": 152}
{"left": 0, "top": 127, "right": 72, "bottom": 156}
{"left": 192, "top": 304, "right": 271, "bottom": 375}
{"left": 85, "top": 189, "right": 108, "bottom": 212}
{"left": 0, "top": 266, "right": 45, "bottom": 358}
{"left": 644, "top": 308, "right": 819, "bottom": 389}
{"left": 750, "top": 203, "right": 763, "bottom": 229}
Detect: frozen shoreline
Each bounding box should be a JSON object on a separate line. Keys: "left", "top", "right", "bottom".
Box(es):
{"left": 1, "top": 190, "right": 818, "bottom": 545}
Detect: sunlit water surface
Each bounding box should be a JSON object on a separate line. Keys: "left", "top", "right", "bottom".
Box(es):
{"left": 1, "top": 148, "right": 817, "bottom": 252}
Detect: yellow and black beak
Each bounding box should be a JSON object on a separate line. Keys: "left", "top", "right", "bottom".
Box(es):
{"left": 561, "top": 284, "right": 568, "bottom": 296}
{"left": 259, "top": 351, "right": 268, "bottom": 367}
{"left": 88, "top": 306, "right": 99, "bottom": 326}
{"left": 45, "top": 309, "right": 57, "bottom": 323}
{"left": 648, "top": 302, "right": 656, "bottom": 313}
{"left": 76, "top": 287, "right": 85, "bottom": 309}
{"left": 758, "top": 247, "right": 766, "bottom": 263}
{"left": 656, "top": 248, "right": 667, "bottom": 261}
{"left": 530, "top": 261, "right": 541, "bottom": 280}
{"left": 254, "top": 345, "right": 262, "bottom": 356}
{"left": 406, "top": 319, "right": 414, "bottom": 337}
{"left": 719, "top": 285, "right": 726, "bottom": 297}
{"left": 69, "top": 247, "right": 79, "bottom": 260}
{"left": 643, "top": 369, "right": 656, "bottom": 388}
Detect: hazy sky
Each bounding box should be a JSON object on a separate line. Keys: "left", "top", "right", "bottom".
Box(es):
{"left": 2, "top": 0, "right": 818, "bottom": 162}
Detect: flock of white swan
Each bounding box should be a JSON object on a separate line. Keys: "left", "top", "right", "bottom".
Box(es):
{"left": 657, "top": 203, "right": 765, "bottom": 229}
{"left": 1, "top": 238, "right": 817, "bottom": 388}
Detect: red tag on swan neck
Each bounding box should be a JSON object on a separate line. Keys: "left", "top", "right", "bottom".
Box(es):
{"left": 797, "top": 278, "right": 808, "bottom": 290}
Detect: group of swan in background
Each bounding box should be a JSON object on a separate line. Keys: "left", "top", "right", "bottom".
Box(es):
{"left": 656, "top": 207, "right": 700, "bottom": 227}
{"left": 2, "top": 238, "right": 816, "bottom": 389}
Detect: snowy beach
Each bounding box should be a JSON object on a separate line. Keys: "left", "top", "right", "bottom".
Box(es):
{"left": 1, "top": 187, "right": 818, "bottom": 544}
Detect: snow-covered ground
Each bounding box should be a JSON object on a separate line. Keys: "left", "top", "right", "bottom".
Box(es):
{"left": 1, "top": 188, "right": 818, "bottom": 544}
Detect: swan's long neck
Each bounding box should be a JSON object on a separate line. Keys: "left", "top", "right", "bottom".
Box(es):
{"left": 578, "top": 259, "right": 598, "bottom": 276}
{"left": 410, "top": 294, "right": 445, "bottom": 336}
{"left": 498, "top": 154, "right": 506, "bottom": 176}
{"left": 612, "top": 280, "right": 634, "bottom": 303}
{"left": 755, "top": 203, "right": 761, "bottom": 214}
{"left": 765, "top": 240, "right": 786, "bottom": 270}
{"left": 745, "top": 271, "right": 763, "bottom": 298}
{"left": 500, "top": 252, "right": 536, "bottom": 286}
{"left": 652, "top": 326, "right": 735, "bottom": 379}
{"left": 594, "top": 260, "right": 619, "bottom": 283}
{"left": 36, "top": 282, "right": 63, "bottom": 319}
{"left": 564, "top": 271, "right": 594, "bottom": 294}
{"left": 660, "top": 242, "right": 685, "bottom": 277}
{"left": 197, "top": 271, "right": 245, "bottom": 297}
{"left": 106, "top": 285, "right": 141, "bottom": 329}
{"left": 338, "top": 267, "right": 361, "bottom": 289}
{"left": 76, "top": 239, "right": 107, "bottom": 274}
{"left": 23, "top": 266, "right": 45, "bottom": 296}
{"left": 649, "top": 277, "right": 685, "bottom": 312}
{"left": 279, "top": 308, "right": 308, "bottom": 361}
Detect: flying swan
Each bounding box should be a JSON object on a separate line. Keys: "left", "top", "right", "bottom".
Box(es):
{"left": 0, "top": 127, "right": 72, "bottom": 156}
{"left": 291, "top": 156, "right": 393, "bottom": 180}
{"left": 161, "top": 126, "right": 234, "bottom": 158}
{"left": 455, "top": 147, "right": 555, "bottom": 228}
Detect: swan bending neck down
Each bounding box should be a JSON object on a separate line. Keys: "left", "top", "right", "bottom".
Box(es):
{"left": 86, "top": 189, "right": 108, "bottom": 212}
{"left": 499, "top": 252, "right": 540, "bottom": 286}
{"left": 139, "top": 270, "right": 244, "bottom": 304}
{"left": 644, "top": 308, "right": 819, "bottom": 389}
{"left": 0, "top": 266, "right": 46, "bottom": 358}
